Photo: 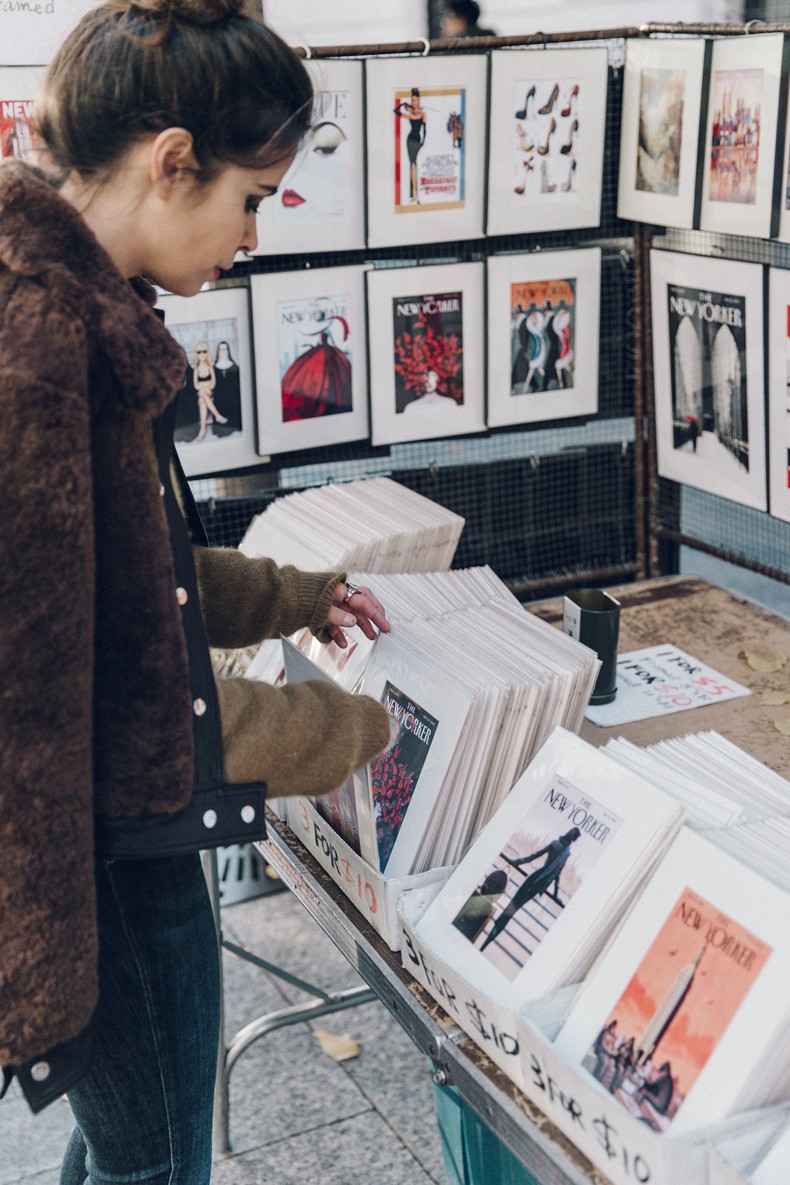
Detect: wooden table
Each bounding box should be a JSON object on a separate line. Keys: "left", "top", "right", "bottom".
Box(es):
{"left": 217, "top": 577, "right": 789, "bottom": 1182}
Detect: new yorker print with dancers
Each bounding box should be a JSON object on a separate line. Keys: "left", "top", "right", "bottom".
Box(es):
{"left": 510, "top": 278, "right": 575, "bottom": 396}
{"left": 452, "top": 775, "right": 621, "bottom": 981}
{"left": 583, "top": 888, "right": 770, "bottom": 1132}
{"left": 511, "top": 76, "right": 580, "bottom": 203}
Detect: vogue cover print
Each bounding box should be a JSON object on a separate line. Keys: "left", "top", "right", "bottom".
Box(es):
{"left": 169, "top": 317, "right": 244, "bottom": 445}
{"left": 393, "top": 84, "right": 466, "bottom": 211}
{"left": 453, "top": 776, "right": 621, "bottom": 982}
{"left": 708, "top": 68, "right": 762, "bottom": 205}
{"left": 510, "top": 278, "right": 575, "bottom": 396}
{"left": 511, "top": 75, "right": 581, "bottom": 204}
{"left": 583, "top": 887, "right": 771, "bottom": 1133}
{"left": 277, "top": 293, "right": 353, "bottom": 422}
{"left": 668, "top": 284, "right": 750, "bottom": 474}
{"left": 369, "top": 682, "right": 439, "bottom": 870}
{"left": 392, "top": 290, "right": 464, "bottom": 414}
{"left": 636, "top": 68, "right": 684, "bottom": 196}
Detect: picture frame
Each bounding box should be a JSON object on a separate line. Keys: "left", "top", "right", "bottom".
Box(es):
{"left": 1, "top": 0, "right": 94, "bottom": 66}
{"left": 366, "top": 261, "right": 486, "bottom": 447}
{"left": 251, "top": 58, "right": 365, "bottom": 257}
{"left": 698, "top": 33, "right": 790, "bottom": 240}
{"left": 767, "top": 267, "right": 790, "bottom": 524}
{"left": 616, "top": 37, "right": 711, "bottom": 230}
{"left": 486, "top": 247, "right": 601, "bottom": 429}
{"left": 650, "top": 249, "right": 767, "bottom": 511}
{"left": 157, "top": 284, "right": 260, "bottom": 479}
{"left": 0, "top": 67, "right": 45, "bottom": 163}
{"left": 364, "top": 53, "right": 488, "bottom": 249}
{"left": 486, "top": 46, "right": 609, "bottom": 237}
{"left": 250, "top": 265, "right": 370, "bottom": 456}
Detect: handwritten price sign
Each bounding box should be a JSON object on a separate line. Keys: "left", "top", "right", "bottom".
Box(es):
{"left": 586, "top": 645, "right": 750, "bottom": 727}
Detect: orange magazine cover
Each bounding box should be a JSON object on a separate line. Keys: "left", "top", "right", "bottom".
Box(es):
{"left": 582, "top": 886, "right": 771, "bottom": 1132}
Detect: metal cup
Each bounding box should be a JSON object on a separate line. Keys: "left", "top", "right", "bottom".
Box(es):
{"left": 562, "top": 588, "right": 620, "bottom": 705}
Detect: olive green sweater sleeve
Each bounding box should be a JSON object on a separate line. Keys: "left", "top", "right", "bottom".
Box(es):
{"left": 215, "top": 677, "right": 391, "bottom": 797}
{"left": 192, "top": 544, "right": 391, "bottom": 794}
{"left": 192, "top": 544, "right": 342, "bottom": 649}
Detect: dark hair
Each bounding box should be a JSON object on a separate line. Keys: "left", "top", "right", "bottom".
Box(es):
{"left": 36, "top": 0, "right": 313, "bottom": 181}
{"left": 446, "top": 0, "right": 481, "bottom": 24}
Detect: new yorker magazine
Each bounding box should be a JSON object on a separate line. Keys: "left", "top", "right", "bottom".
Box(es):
{"left": 667, "top": 283, "right": 749, "bottom": 475}
{"left": 510, "top": 277, "right": 576, "bottom": 396}
{"left": 369, "top": 682, "right": 439, "bottom": 870}
{"left": 392, "top": 290, "right": 464, "bottom": 414}
{"left": 453, "top": 775, "right": 621, "bottom": 982}
{"left": 582, "top": 887, "right": 771, "bottom": 1133}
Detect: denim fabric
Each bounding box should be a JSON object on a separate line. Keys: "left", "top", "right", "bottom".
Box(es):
{"left": 60, "top": 853, "right": 220, "bottom": 1185}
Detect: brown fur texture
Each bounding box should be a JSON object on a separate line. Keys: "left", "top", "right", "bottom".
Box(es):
{"left": 0, "top": 162, "right": 390, "bottom": 1067}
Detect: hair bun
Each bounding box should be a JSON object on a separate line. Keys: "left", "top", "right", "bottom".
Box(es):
{"left": 122, "top": 0, "right": 249, "bottom": 25}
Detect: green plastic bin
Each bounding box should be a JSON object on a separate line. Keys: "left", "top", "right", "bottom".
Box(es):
{"left": 431, "top": 1074, "right": 541, "bottom": 1185}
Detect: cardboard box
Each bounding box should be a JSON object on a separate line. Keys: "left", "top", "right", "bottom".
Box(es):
{"left": 398, "top": 881, "right": 526, "bottom": 1090}
{"left": 286, "top": 796, "right": 452, "bottom": 950}
{"left": 397, "top": 884, "right": 790, "bottom": 1185}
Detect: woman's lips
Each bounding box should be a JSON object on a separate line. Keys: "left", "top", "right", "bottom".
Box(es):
{"left": 281, "top": 188, "right": 306, "bottom": 207}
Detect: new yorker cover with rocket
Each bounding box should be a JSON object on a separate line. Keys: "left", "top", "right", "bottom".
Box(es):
{"left": 583, "top": 887, "right": 771, "bottom": 1132}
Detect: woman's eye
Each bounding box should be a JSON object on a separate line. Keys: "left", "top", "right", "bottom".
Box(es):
{"left": 245, "top": 198, "right": 262, "bottom": 214}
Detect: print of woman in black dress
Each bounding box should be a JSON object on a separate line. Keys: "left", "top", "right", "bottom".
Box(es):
{"left": 394, "top": 87, "right": 427, "bottom": 203}
{"left": 211, "top": 340, "right": 242, "bottom": 434}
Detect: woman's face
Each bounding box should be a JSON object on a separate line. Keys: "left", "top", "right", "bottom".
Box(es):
{"left": 143, "top": 156, "right": 294, "bottom": 297}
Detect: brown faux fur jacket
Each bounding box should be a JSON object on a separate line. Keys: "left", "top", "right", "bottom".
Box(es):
{"left": 0, "top": 161, "right": 390, "bottom": 1072}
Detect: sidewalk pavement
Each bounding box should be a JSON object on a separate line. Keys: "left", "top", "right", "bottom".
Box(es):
{"left": 1, "top": 877, "right": 447, "bottom": 1185}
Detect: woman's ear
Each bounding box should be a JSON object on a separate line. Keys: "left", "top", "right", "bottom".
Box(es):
{"left": 148, "top": 127, "right": 198, "bottom": 193}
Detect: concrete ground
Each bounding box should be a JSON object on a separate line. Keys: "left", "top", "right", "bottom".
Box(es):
{"left": 1, "top": 877, "right": 448, "bottom": 1185}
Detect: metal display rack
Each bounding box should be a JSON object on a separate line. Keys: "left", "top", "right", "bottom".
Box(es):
{"left": 201, "top": 18, "right": 790, "bottom": 1180}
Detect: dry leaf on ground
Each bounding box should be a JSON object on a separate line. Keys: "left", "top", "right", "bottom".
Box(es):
{"left": 760, "top": 691, "right": 790, "bottom": 706}
{"left": 772, "top": 717, "right": 790, "bottom": 736}
{"left": 740, "top": 648, "right": 788, "bottom": 675}
{"left": 313, "top": 1029, "right": 362, "bottom": 1062}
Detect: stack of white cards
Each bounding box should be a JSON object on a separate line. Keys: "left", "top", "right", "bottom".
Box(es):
{"left": 604, "top": 732, "right": 790, "bottom": 831}
{"left": 238, "top": 476, "right": 465, "bottom": 573}
{"left": 411, "top": 728, "right": 685, "bottom": 1008}
{"left": 272, "top": 568, "right": 601, "bottom": 876}
{"left": 554, "top": 825, "right": 790, "bottom": 1137}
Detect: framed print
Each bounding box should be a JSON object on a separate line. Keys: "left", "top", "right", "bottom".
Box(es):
{"left": 2, "top": 0, "right": 93, "bottom": 65}
{"left": 486, "top": 46, "right": 608, "bottom": 237}
{"left": 767, "top": 268, "right": 790, "bottom": 523}
{"left": 699, "top": 33, "right": 790, "bottom": 239}
{"left": 486, "top": 248, "right": 601, "bottom": 428}
{"left": 366, "top": 261, "right": 486, "bottom": 446}
{"left": 617, "top": 37, "right": 710, "bottom": 229}
{"left": 250, "top": 265, "right": 369, "bottom": 456}
{"left": 157, "top": 285, "right": 260, "bottom": 479}
{"left": 251, "top": 59, "right": 365, "bottom": 256}
{"left": 650, "top": 249, "right": 767, "bottom": 511}
{"left": 0, "top": 68, "right": 45, "bottom": 162}
{"left": 364, "top": 54, "right": 488, "bottom": 249}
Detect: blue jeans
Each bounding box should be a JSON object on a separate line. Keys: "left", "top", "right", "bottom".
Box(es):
{"left": 60, "top": 853, "right": 220, "bottom": 1185}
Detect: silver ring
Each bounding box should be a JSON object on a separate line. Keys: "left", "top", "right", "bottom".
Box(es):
{"left": 343, "top": 581, "right": 361, "bottom": 604}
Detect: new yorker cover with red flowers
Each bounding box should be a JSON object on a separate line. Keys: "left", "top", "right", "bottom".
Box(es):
{"left": 370, "top": 682, "right": 439, "bottom": 870}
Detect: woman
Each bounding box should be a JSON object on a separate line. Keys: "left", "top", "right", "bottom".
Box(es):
{"left": 394, "top": 87, "right": 426, "bottom": 204}
{"left": 192, "top": 340, "right": 226, "bottom": 438}
{"left": 213, "top": 339, "right": 242, "bottom": 432}
{"left": 0, "top": 2, "right": 391, "bottom": 1181}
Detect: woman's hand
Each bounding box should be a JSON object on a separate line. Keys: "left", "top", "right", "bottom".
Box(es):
{"left": 325, "top": 581, "right": 391, "bottom": 649}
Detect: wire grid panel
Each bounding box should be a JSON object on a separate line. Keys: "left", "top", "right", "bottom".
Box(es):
{"left": 193, "top": 59, "right": 639, "bottom": 593}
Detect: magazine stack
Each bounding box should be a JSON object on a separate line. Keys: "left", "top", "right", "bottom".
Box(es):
{"left": 257, "top": 566, "right": 601, "bottom": 946}
{"left": 397, "top": 725, "right": 790, "bottom": 1185}
{"left": 238, "top": 476, "right": 465, "bottom": 574}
